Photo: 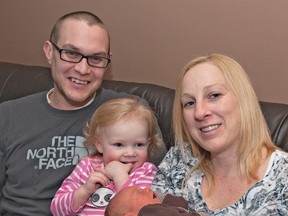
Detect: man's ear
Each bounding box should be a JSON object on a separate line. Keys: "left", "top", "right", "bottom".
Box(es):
{"left": 93, "top": 137, "right": 103, "bottom": 153}
{"left": 43, "top": 40, "right": 53, "bottom": 64}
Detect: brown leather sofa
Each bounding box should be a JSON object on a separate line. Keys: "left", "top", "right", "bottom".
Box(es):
{"left": 0, "top": 61, "right": 287, "bottom": 164}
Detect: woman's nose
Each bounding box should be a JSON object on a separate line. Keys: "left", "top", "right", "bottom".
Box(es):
{"left": 194, "top": 101, "right": 211, "bottom": 120}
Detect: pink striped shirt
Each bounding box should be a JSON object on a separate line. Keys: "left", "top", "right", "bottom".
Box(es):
{"left": 50, "top": 156, "right": 157, "bottom": 216}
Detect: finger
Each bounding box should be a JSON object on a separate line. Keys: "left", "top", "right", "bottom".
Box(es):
{"left": 124, "top": 163, "right": 133, "bottom": 170}
{"left": 94, "top": 175, "right": 111, "bottom": 186}
{"left": 94, "top": 167, "right": 105, "bottom": 174}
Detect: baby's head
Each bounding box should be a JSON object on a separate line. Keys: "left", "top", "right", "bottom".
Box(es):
{"left": 84, "top": 97, "right": 163, "bottom": 162}
{"left": 105, "top": 186, "right": 161, "bottom": 216}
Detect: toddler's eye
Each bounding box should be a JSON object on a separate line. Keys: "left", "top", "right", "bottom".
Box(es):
{"left": 136, "top": 143, "right": 146, "bottom": 148}
{"left": 113, "top": 143, "right": 123, "bottom": 148}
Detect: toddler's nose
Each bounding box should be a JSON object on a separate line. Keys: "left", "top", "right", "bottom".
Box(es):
{"left": 124, "top": 147, "right": 136, "bottom": 157}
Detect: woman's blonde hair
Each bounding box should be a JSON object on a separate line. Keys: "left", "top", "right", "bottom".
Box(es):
{"left": 83, "top": 96, "right": 163, "bottom": 160}
{"left": 173, "top": 53, "right": 277, "bottom": 192}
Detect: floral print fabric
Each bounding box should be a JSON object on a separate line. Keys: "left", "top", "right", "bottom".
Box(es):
{"left": 152, "top": 144, "right": 288, "bottom": 215}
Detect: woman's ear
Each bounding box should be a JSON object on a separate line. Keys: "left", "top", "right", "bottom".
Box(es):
{"left": 43, "top": 40, "right": 53, "bottom": 64}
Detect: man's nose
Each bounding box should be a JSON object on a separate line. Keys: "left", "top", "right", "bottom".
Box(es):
{"left": 74, "top": 57, "right": 91, "bottom": 75}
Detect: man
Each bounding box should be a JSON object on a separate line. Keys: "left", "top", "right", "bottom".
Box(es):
{"left": 0, "top": 11, "right": 127, "bottom": 215}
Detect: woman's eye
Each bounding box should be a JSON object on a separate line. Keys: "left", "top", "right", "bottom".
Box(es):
{"left": 210, "top": 93, "right": 221, "bottom": 99}
{"left": 183, "top": 101, "right": 195, "bottom": 108}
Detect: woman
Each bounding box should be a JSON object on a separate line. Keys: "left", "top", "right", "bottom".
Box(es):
{"left": 151, "top": 53, "right": 288, "bottom": 215}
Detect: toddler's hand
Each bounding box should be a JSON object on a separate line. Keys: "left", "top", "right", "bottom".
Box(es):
{"left": 83, "top": 171, "right": 111, "bottom": 195}
{"left": 95, "top": 161, "right": 133, "bottom": 181}
{"left": 104, "top": 161, "right": 133, "bottom": 180}
{"left": 95, "top": 161, "right": 133, "bottom": 191}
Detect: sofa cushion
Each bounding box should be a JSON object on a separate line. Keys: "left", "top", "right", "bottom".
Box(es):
{"left": 0, "top": 62, "right": 287, "bottom": 154}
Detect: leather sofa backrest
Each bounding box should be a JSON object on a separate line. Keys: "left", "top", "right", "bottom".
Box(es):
{"left": 0, "top": 62, "right": 287, "bottom": 157}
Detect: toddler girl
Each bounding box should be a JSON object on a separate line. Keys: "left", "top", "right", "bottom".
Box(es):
{"left": 50, "top": 97, "right": 163, "bottom": 215}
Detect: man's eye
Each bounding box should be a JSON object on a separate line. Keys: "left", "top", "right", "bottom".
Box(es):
{"left": 64, "top": 50, "right": 80, "bottom": 58}
{"left": 90, "top": 56, "right": 103, "bottom": 62}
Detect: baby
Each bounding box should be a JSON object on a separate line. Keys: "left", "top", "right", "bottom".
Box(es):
{"left": 105, "top": 186, "right": 209, "bottom": 216}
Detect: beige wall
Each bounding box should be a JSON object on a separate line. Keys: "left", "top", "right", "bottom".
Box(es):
{"left": 1, "top": 0, "right": 287, "bottom": 104}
